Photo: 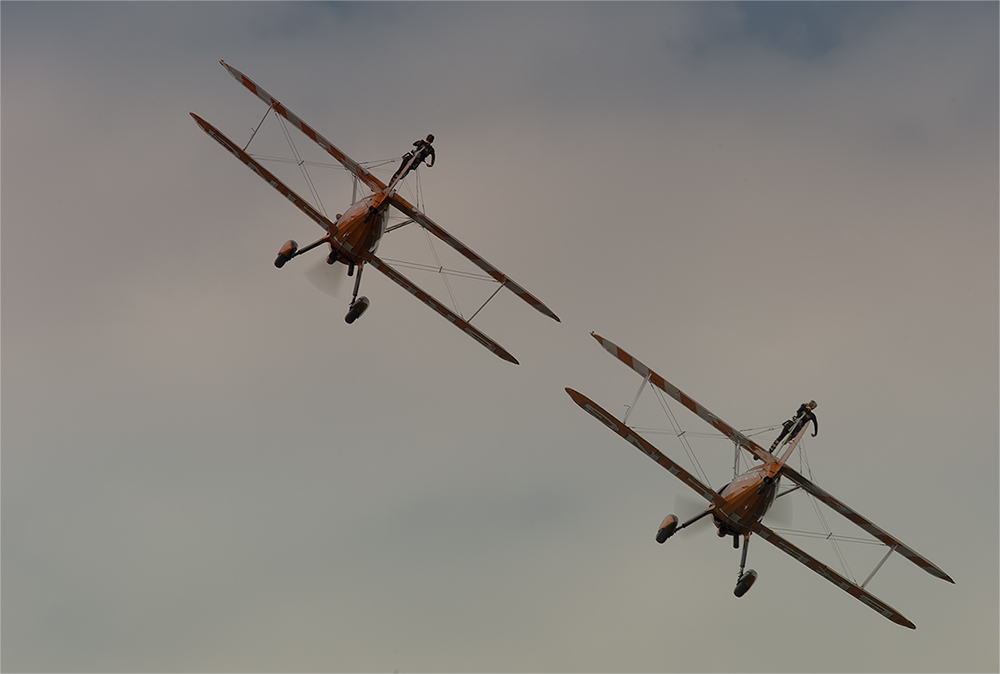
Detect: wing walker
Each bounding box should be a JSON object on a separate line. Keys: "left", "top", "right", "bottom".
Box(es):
{"left": 191, "top": 61, "right": 559, "bottom": 364}
{"left": 567, "top": 333, "right": 953, "bottom": 628}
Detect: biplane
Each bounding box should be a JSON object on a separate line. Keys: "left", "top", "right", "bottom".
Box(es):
{"left": 190, "top": 61, "right": 559, "bottom": 364}
{"left": 566, "top": 333, "right": 953, "bottom": 629}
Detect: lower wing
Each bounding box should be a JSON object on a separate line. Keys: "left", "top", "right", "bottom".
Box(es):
{"left": 780, "top": 465, "right": 954, "bottom": 583}
{"left": 360, "top": 250, "right": 518, "bottom": 364}
{"left": 751, "top": 521, "right": 916, "bottom": 629}
{"left": 389, "top": 195, "right": 560, "bottom": 322}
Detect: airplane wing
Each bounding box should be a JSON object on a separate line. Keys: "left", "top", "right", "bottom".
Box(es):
{"left": 218, "top": 61, "right": 559, "bottom": 324}
{"left": 389, "top": 195, "right": 561, "bottom": 322}
{"left": 590, "top": 333, "right": 774, "bottom": 463}
{"left": 566, "top": 388, "right": 726, "bottom": 507}
{"left": 191, "top": 112, "right": 337, "bottom": 234}
{"left": 750, "top": 521, "right": 916, "bottom": 629}
{"left": 191, "top": 112, "right": 518, "bottom": 364}
{"left": 780, "top": 465, "right": 954, "bottom": 583}
{"left": 359, "top": 249, "right": 518, "bottom": 364}
{"left": 219, "top": 60, "right": 387, "bottom": 194}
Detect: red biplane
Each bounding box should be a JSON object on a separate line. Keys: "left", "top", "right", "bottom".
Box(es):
{"left": 191, "top": 61, "right": 558, "bottom": 364}
{"left": 566, "top": 333, "right": 953, "bottom": 628}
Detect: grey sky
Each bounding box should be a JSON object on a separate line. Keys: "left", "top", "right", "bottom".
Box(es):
{"left": 3, "top": 2, "right": 997, "bottom": 672}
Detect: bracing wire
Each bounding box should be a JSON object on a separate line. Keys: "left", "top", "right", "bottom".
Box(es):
{"left": 246, "top": 125, "right": 504, "bottom": 322}
{"left": 651, "top": 386, "right": 711, "bottom": 487}
{"left": 768, "top": 528, "right": 884, "bottom": 546}
{"left": 795, "top": 440, "right": 857, "bottom": 582}
{"left": 274, "top": 114, "right": 328, "bottom": 218}
{"left": 424, "top": 226, "right": 463, "bottom": 318}
{"left": 376, "top": 258, "right": 493, "bottom": 281}
{"left": 406, "top": 169, "right": 464, "bottom": 318}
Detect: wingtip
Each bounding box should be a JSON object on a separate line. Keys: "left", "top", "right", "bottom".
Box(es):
{"left": 565, "top": 388, "right": 587, "bottom": 406}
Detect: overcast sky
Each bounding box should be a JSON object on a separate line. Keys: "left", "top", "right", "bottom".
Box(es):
{"left": 3, "top": 2, "right": 997, "bottom": 672}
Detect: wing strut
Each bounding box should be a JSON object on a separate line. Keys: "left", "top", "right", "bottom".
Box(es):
{"left": 390, "top": 195, "right": 561, "bottom": 323}
{"left": 219, "top": 60, "right": 385, "bottom": 193}
{"left": 751, "top": 522, "right": 916, "bottom": 629}
{"left": 590, "top": 332, "right": 774, "bottom": 463}
{"left": 780, "top": 465, "right": 954, "bottom": 583}
{"left": 566, "top": 387, "right": 725, "bottom": 507}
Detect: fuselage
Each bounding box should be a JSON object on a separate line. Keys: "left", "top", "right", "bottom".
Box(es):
{"left": 333, "top": 191, "right": 389, "bottom": 257}
{"left": 712, "top": 464, "right": 779, "bottom": 536}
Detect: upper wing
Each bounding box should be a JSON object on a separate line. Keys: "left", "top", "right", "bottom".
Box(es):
{"left": 359, "top": 249, "right": 519, "bottom": 364}
{"left": 750, "top": 521, "right": 916, "bottom": 629}
{"left": 191, "top": 112, "right": 335, "bottom": 233}
{"left": 590, "top": 333, "right": 774, "bottom": 463}
{"left": 780, "top": 465, "right": 954, "bottom": 583}
{"left": 219, "top": 60, "right": 386, "bottom": 194}
{"left": 388, "top": 195, "right": 560, "bottom": 322}
{"left": 566, "top": 388, "right": 725, "bottom": 506}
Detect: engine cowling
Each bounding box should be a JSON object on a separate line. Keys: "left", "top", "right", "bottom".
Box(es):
{"left": 656, "top": 514, "right": 679, "bottom": 543}
{"left": 274, "top": 240, "right": 298, "bottom": 268}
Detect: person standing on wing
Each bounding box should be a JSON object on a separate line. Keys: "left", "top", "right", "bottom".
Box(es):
{"left": 770, "top": 400, "right": 818, "bottom": 451}
{"left": 390, "top": 134, "right": 435, "bottom": 185}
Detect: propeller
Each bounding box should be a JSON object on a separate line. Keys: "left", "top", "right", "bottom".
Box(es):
{"left": 303, "top": 255, "right": 348, "bottom": 297}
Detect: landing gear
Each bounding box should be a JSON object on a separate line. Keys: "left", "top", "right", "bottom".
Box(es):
{"left": 345, "top": 296, "right": 370, "bottom": 324}
{"left": 271, "top": 235, "right": 372, "bottom": 324}
{"left": 735, "top": 569, "right": 758, "bottom": 597}
{"left": 733, "top": 535, "right": 758, "bottom": 597}
{"left": 344, "top": 263, "right": 369, "bottom": 324}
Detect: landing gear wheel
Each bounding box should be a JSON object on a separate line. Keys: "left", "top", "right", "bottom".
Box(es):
{"left": 734, "top": 569, "right": 758, "bottom": 597}
{"left": 345, "top": 296, "right": 370, "bottom": 324}
{"left": 275, "top": 240, "right": 298, "bottom": 268}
